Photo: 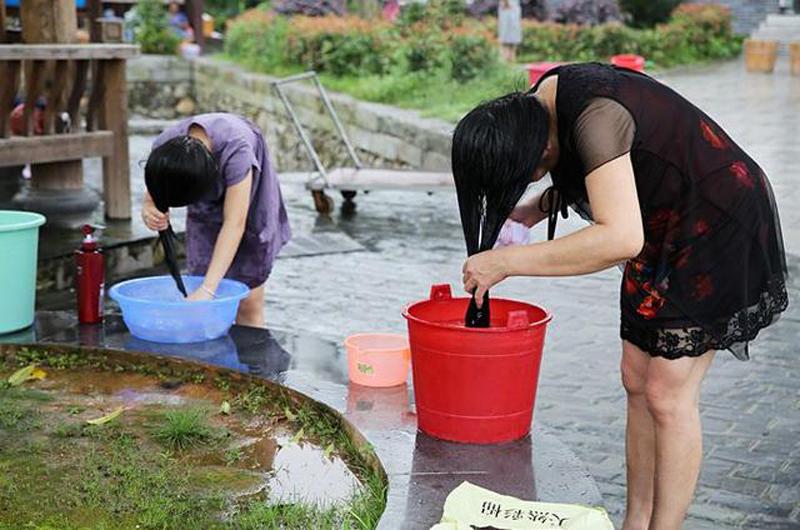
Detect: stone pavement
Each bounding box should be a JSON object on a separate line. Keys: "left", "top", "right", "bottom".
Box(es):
{"left": 103, "top": 59, "right": 798, "bottom": 528}
{"left": 259, "top": 59, "right": 799, "bottom": 529}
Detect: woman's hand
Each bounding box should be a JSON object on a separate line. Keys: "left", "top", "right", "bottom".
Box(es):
{"left": 186, "top": 286, "right": 215, "bottom": 302}
{"left": 142, "top": 192, "right": 169, "bottom": 231}
{"left": 463, "top": 249, "right": 509, "bottom": 307}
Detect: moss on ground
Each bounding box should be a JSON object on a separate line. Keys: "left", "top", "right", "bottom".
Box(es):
{"left": 0, "top": 347, "right": 388, "bottom": 529}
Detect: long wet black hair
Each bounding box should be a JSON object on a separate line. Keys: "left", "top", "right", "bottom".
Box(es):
{"left": 452, "top": 91, "right": 549, "bottom": 256}
{"left": 144, "top": 135, "right": 220, "bottom": 213}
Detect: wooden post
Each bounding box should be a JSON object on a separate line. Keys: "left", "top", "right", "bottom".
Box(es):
{"left": 185, "top": 0, "right": 204, "bottom": 50}
{"left": 17, "top": 0, "right": 95, "bottom": 219}
{"left": 0, "top": 60, "right": 20, "bottom": 137}
{"left": 66, "top": 59, "right": 89, "bottom": 128}
{"left": 43, "top": 59, "right": 70, "bottom": 134}
{"left": 86, "top": 0, "right": 102, "bottom": 43}
{"left": 0, "top": 0, "right": 7, "bottom": 44}
{"left": 0, "top": 2, "right": 20, "bottom": 203}
{"left": 22, "top": 60, "right": 46, "bottom": 135}
{"left": 97, "top": 59, "right": 130, "bottom": 219}
{"left": 21, "top": 0, "right": 78, "bottom": 44}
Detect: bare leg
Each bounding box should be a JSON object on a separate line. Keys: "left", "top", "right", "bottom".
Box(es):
{"left": 646, "top": 350, "right": 715, "bottom": 530}
{"left": 509, "top": 44, "right": 517, "bottom": 63}
{"left": 236, "top": 282, "right": 265, "bottom": 328}
{"left": 500, "top": 44, "right": 512, "bottom": 62}
{"left": 621, "top": 340, "right": 656, "bottom": 530}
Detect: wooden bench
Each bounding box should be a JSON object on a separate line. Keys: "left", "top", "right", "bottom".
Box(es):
{"left": 0, "top": 43, "right": 138, "bottom": 219}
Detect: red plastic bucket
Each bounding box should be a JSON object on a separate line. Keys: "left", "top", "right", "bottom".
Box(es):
{"left": 526, "top": 62, "right": 565, "bottom": 87}
{"left": 403, "top": 284, "right": 552, "bottom": 444}
{"left": 611, "top": 54, "right": 645, "bottom": 72}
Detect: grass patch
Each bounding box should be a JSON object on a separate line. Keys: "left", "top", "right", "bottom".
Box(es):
{"left": 319, "top": 66, "right": 526, "bottom": 122}
{"left": 233, "top": 501, "right": 342, "bottom": 529}
{"left": 67, "top": 404, "right": 85, "bottom": 415}
{"left": 0, "top": 393, "right": 40, "bottom": 431}
{"left": 0, "top": 347, "right": 389, "bottom": 528}
{"left": 151, "top": 408, "right": 218, "bottom": 451}
{"left": 221, "top": 54, "right": 525, "bottom": 122}
{"left": 224, "top": 446, "right": 244, "bottom": 466}
{"left": 0, "top": 401, "right": 24, "bottom": 429}
{"left": 52, "top": 421, "right": 84, "bottom": 439}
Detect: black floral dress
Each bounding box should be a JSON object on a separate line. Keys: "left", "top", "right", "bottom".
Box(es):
{"left": 532, "top": 63, "right": 788, "bottom": 360}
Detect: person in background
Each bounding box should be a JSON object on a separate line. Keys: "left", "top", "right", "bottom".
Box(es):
{"left": 142, "top": 113, "right": 291, "bottom": 328}
{"left": 383, "top": 0, "right": 400, "bottom": 22}
{"left": 497, "top": 0, "right": 522, "bottom": 62}
{"left": 168, "top": 1, "right": 191, "bottom": 40}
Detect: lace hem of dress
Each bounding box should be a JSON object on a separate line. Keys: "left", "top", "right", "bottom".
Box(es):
{"left": 621, "top": 275, "right": 789, "bottom": 361}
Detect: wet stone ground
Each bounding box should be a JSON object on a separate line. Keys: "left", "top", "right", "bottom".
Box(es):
{"left": 263, "top": 60, "right": 800, "bottom": 529}
{"left": 96, "top": 59, "right": 797, "bottom": 529}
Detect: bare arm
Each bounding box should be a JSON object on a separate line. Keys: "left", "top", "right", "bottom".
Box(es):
{"left": 188, "top": 170, "right": 253, "bottom": 299}
{"left": 463, "top": 154, "right": 643, "bottom": 303}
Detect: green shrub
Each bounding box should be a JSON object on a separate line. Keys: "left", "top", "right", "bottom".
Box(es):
{"left": 398, "top": 2, "right": 428, "bottom": 26}
{"left": 225, "top": 11, "right": 289, "bottom": 71}
{"left": 450, "top": 34, "right": 498, "bottom": 82}
{"left": 226, "top": 8, "right": 498, "bottom": 80}
{"left": 620, "top": 0, "right": 682, "bottom": 28}
{"left": 286, "top": 16, "right": 393, "bottom": 76}
{"left": 402, "top": 29, "right": 450, "bottom": 73}
{"left": 222, "top": 3, "right": 742, "bottom": 120}
{"left": 134, "top": 0, "right": 180, "bottom": 55}
{"left": 205, "top": 0, "right": 263, "bottom": 31}
{"left": 518, "top": 4, "right": 741, "bottom": 67}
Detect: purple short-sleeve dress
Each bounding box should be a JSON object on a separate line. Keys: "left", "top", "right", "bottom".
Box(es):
{"left": 152, "top": 113, "right": 291, "bottom": 288}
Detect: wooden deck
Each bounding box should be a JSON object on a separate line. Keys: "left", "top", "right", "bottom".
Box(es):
{"left": 320, "top": 168, "right": 454, "bottom": 192}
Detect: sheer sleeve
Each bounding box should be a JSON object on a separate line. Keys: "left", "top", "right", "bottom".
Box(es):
{"left": 573, "top": 97, "right": 636, "bottom": 176}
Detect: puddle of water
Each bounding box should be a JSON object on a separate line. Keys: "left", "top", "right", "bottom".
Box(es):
{"left": 265, "top": 434, "right": 361, "bottom": 508}
{"left": 37, "top": 369, "right": 224, "bottom": 408}
{"left": 6, "top": 365, "right": 362, "bottom": 511}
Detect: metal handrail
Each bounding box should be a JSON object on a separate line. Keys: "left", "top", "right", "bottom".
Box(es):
{"left": 270, "top": 71, "right": 363, "bottom": 190}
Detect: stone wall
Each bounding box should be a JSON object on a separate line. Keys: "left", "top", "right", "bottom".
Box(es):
{"left": 127, "top": 55, "right": 197, "bottom": 119}
{"left": 695, "top": 0, "right": 779, "bottom": 34}
{"left": 125, "top": 55, "right": 453, "bottom": 173}
{"left": 192, "top": 58, "right": 452, "bottom": 172}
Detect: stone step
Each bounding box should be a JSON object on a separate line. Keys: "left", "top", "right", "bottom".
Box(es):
{"left": 751, "top": 30, "right": 800, "bottom": 41}
{"left": 764, "top": 14, "right": 800, "bottom": 26}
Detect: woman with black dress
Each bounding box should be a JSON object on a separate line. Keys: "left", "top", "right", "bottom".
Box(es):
{"left": 453, "top": 63, "right": 787, "bottom": 530}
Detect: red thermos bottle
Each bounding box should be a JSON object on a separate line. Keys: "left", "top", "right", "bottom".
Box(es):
{"left": 75, "top": 225, "right": 104, "bottom": 324}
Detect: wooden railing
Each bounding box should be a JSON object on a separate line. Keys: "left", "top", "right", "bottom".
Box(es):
{"left": 0, "top": 44, "right": 138, "bottom": 219}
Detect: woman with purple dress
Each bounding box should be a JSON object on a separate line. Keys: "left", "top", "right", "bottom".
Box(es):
{"left": 142, "top": 113, "right": 291, "bottom": 327}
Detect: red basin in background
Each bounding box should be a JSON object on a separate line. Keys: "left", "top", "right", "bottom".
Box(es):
{"left": 611, "top": 54, "right": 646, "bottom": 72}
{"left": 526, "top": 61, "right": 565, "bottom": 86}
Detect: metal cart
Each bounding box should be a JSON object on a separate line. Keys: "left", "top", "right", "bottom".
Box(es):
{"left": 271, "top": 72, "right": 454, "bottom": 214}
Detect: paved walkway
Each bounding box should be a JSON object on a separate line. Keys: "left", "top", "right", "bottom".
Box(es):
{"left": 260, "top": 59, "right": 799, "bottom": 529}
{"left": 110, "top": 59, "right": 798, "bottom": 528}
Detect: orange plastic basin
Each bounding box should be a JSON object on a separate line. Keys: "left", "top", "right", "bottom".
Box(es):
{"left": 345, "top": 333, "right": 410, "bottom": 387}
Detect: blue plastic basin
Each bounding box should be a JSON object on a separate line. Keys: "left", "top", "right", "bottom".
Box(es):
{"left": 109, "top": 276, "right": 249, "bottom": 343}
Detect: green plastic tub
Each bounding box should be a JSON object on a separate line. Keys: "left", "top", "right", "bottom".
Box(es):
{"left": 0, "top": 211, "right": 46, "bottom": 334}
